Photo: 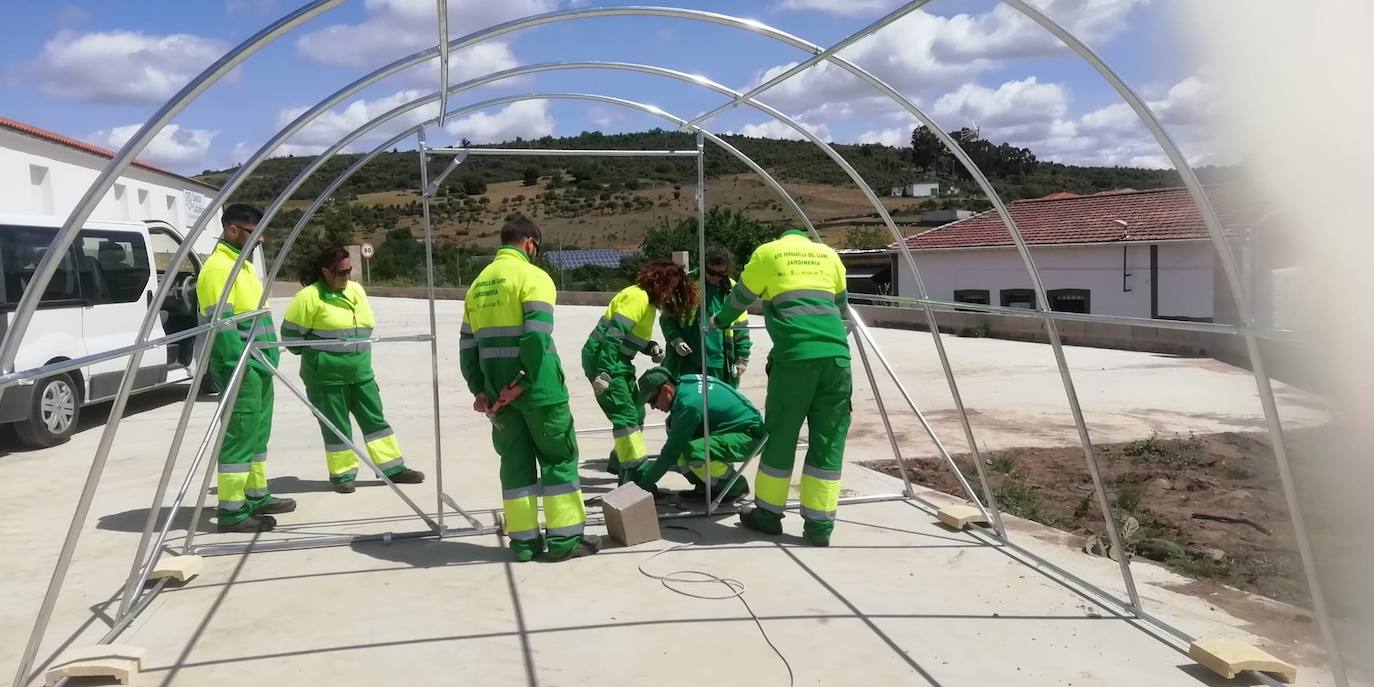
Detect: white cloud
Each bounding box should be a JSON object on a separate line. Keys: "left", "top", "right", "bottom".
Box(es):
{"left": 729, "top": 119, "right": 832, "bottom": 143}
{"left": 90, "top": 124, "right": 218, "bottom": 169}
{"left": 856, "top": 126, "right": 912, "bottom": 147}
{"left": 277, "top": 89, "right": 439, "bottom": 155}
{"left": 778, "top": 0, "right": 896, "bottom": 16}
{"left": 444, "top": 100, "right": 554, "bottom": 143}
{"left": 26, "top": 30, "right": 229, "bottom": 105}
{"left": 934, "top": 77, "right": 1069, "bottom": 128}
{"left": 296, "top": 0, "right": 555, "bottom": 67}
{"left": 757, "top": 0, "right": 1147, "bottom": 119}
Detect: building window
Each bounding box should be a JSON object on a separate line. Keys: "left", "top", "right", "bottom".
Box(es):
{"left": 113, "top": 183, "right": 129, "bottom": 219}
{"left": 1000, "top": 288, "right": 1037, "bottom": 309}
{"left": 953, "top": 289, "right": 990, "bottom": 310}
{"left": 137, "top": 188, "right": 150, "bottom": 213}
{"left": 1048, "top": 288, "right": 1091, "bottom": 313}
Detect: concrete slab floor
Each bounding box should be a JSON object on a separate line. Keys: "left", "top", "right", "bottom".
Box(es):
{"left": 0, "top": 297, "right": 1334, "bottom": 686}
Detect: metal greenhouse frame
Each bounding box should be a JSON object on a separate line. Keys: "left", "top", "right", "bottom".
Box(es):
{"left": 4, "top": 2, "right": 1344, "bottom": 686}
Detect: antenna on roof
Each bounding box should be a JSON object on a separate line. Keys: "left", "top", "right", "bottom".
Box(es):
{"left": 1112, "top": 218, "right": 1129, "bottom": 240}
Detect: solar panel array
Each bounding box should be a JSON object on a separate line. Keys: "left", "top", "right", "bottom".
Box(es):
{"left": 544, "top": 249, "right": 638, "bottom": 270}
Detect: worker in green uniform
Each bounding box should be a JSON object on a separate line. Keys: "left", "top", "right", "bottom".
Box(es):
{"left": 711, "top": 228, "right": 851, "bottom": 546}
{"left": 281, "top": 246, "right": 426, "bottom": 494}
{"left": 581, "top": 261, "right": 698, "bottom": 479}
{"left": 628, "top": 367, "right": 763, "bottom": 503}
{"left": 660, "top": 243, "right": 752, "bottom": 387}
{"left": 460, "top": 214, "right": 598, "bottom": 562}
{"left": 197, "top": 203, "right": 296, "bottom": 533}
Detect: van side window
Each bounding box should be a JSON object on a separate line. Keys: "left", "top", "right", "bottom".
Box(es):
{"left": 77, "top": 232, "right": 151, "bottom": 304}
{"left": 0, "top": 227, "right": 81, "bottom": 306}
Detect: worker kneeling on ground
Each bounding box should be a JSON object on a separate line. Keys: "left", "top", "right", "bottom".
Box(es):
{"left": 628, "top": 367, "right": 762, "bottom": 504}
{"left": 281, "top": 246, "right": 424, "bottom": 494}
{"left": 461, "top": 213, "right": 598, "bottom": 562}
{"left": 581, "top": 261, "right": 698, "bottom": 480}
{"left": 659, "top": 243, "right": 751, "bottom": 387}
{"left": 710, "top": 228, "right": 852, "bottom": 547}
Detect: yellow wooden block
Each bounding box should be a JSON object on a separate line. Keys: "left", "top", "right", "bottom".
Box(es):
{"left": 936, "top": 504, "right": 988, "bottom": 530}
{"left": 1189, "top": 638, "right": 1297, "bottom": 683}
{"left": 148, "top": 554, "right": 203, "bottom": 583}
{"left": 44, "top": 644, "right": 146, "bottom": 685}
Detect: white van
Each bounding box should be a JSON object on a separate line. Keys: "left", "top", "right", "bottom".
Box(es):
{"left": 0, "top": 213, "right": 208, "bottom": 447}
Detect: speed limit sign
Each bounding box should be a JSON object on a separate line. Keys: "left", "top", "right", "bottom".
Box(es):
{"left": 360, "top": 241, "right": 375, "bottom": 258}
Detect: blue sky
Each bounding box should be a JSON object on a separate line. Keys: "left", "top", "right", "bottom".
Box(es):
{"left": 0, "top": 0, "right": 1213, "bottom": 175}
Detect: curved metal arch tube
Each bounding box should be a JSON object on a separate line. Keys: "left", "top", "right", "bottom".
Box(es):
{"left": 1002, "top": 0, "right": 1344, "bottom": 681}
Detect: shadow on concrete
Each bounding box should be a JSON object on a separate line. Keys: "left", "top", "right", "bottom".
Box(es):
{"left": 96, "top": 506, "right": 215, "bottom": 535}
{"left": 0, "top": 384, "right": 192, "bottom": 456}
{"left": 1174, "top": 663, "right": 1267, "bottom": 686}
{"left": 266, "top": 475, "right": 378, "bottom": 495}
{"left": 348, "top": 537, "right": 509, "bottom": 568}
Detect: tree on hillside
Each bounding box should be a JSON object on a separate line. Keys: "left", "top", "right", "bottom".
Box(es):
{"left": 461, "top": 176, "right": 487, "bottom": 195}
{"left": 845, "top": 226, "right": 890, "bottom": 250}
{"left": 642, "top": 207, "right": 776, "bottom": 268}
{"left": 522, "top": 166, "right": 541, "bottom": 186}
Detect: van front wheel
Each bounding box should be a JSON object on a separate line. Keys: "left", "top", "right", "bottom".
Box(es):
{"left": 16, "top": 374, "right": 80, "bottom": 448}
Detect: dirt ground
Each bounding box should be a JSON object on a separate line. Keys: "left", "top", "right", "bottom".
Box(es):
{"left": 863, "top": 428, "right": 1323, "bottom": 609}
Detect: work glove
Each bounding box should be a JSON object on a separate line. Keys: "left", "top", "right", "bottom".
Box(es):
{"left": 730, "top": 358, "right": 749, "bottom": 379}
{"left": 670, "top": 338, "right": 692, "bottom": 357}
{"left": 591, "top": 372, "right": 612, "bottom": 396}
{"left": 472, "top": 395, "right": 491, "bottom": 413}
{"left": 494, "top": 382, "right": 524, "bottom": 409}
{"left": 646, "top": 341, "right": 665, "bottom": 364}
{"left": 705, "top": 317, "right": 720, "bottom": 334}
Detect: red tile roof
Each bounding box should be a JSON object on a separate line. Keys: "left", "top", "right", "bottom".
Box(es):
{"left": 0, "top": 117, "right": 216, "bottom": 190}
{"left": 899, "top": 186, "right": 1248, "bottom": 251}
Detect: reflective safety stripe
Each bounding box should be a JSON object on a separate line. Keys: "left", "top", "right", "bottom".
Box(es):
{"left": 589, "top": 329, "right": 604, "bottom": 341}
{"left": 618, "top": 344, "right": 640, "bottom": 358}
{"left": 754, "top": 499, "right": 784, "bottom": 514}
{"left": 729, "top": 290, "right": 754, "bottom": 311}
{"left": 523, "top": 302, "right": 553, "bottom": 314}
{"left": 604, "top": 327, "right": 624, "bottom": 340}
{"left": 735, "top": 283, "right": 758, "bottom": 302}
{"left": 503, "top": 485, "right": 539, "bottom": 500}
{"left": 324, "top": 442, "right": 350, "bottom": 453}
{"left": 542, "top": 481, "right": 581, "bottom": 497}
{"left": 479, "top": 347, "right": 520, "bottom": 359}
{"left": 374, "top": 457, "right": 404, "bottom": 473}
{"left": 758, "top": 463, "right": 792, "bottom": 479}
{"left": 218, "top": 463, "right": 251, "bottom": 473}
{"left": 476, "top": 325, "right": 525, "bottom": 339}
{"left": 460, "top": 323, "right": 473, "bottom": 334}
{"left": 800, "top": 506, "right": 836, "bottom": 521}
{"left": 546, "top": 524, "right": 584, "bottom": 537}
{"left": 777, "top": 304, "right": 839, "bottom": 318}
{"left": 280, "top": 322, "right": 308, "bottom": 339}
{"left": 459, "top": 338, "right": 477, "bottom": 350}
{"left": 611, "top": 425, "right": 641, "bottom": 438}
{"left": 803, "top": 465, "right": 842, "bottom": 481}
{"left": 311, "top": 326, "right": 374, "bottom": 338}
{"left": 772, "top": 289, "right": 836, "bottom": 304}
{"left": 245, "top": 487, "right": 271, "bottom": 498}
{"left": 252, "top": 452, "right": 267, "bottom": 463}
{"left": 508, "top": 528, "right": 542, "bottom": 541}
{"left": 624, "top": 333, "right": 649, "bottom": 347}
{"left": 364, "top": 427, "right": 394, "bottom": 443}
{"left": 218, "top": 500, "right": 246, "bottom": 511}
{"left": 611, "top": 313, "right": 635, "bottom": 329}
{"left": 526, "top": 320, "right": 553, "bottom": 334}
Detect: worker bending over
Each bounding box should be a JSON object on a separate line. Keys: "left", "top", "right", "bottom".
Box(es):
{"left": 461, "top": 215, "right": 597, "bottom": 562}
{"left": 197, "top": 203, "right": 295, "bottom": 532}
{"left": 629, "top": 367, "right": 762, "bottom": 503}
{"left": 580, "top": 261, "right": 697, "bottom": 479}
{"left": 281, "top": 246, "right": 425, "bottom": 493}
{"left": 711, "top": 228, "right": 851, "bottom": 546}
{"left": 659, "top": 243, "right": 751, "bottom": 387}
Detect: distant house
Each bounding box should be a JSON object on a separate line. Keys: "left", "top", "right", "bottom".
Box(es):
{"left": 890, "top": 186, "right": 904, "bottom": 198}
{"left": 885, "top": 187, "right": 1264, "bottom": 322}
{"left": 836, "top": 248, "right": 895, "bottom": 296}
{"left": 920, "top": 209, "right": 974, "bottom": 224}
{"left": 904, "top": 182, "right": 940, "bottom": 197}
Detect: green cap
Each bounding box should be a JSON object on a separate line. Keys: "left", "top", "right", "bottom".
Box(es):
{"left": 636, "top": 367, "right": 675, "bottom": 405}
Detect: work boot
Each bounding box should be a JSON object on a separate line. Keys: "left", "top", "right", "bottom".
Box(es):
{"left": 217, "top": 514, "right": 276, "bottom": 533}
{"left": 389, "top": 468, "right": 425, "bottom": 484}
{"left": 543, "top": 534, "right": 602, "bottom": 562}
{"left": 803, "top": 529, "right": 831, "bottom": 547}
{"left": 252, "top": 497, "right": 297, "bottom": 515}
{"left": 738, "top": 506, "right": 783, "bottom": 536}
{"left": 605, "top": 450, "right": 621, "bottom": 476}
{"left": 334, "top": 481, "right": 356, "bottom": 494}
{"left": 719, "top": 485, "right": 751, "bottom": 505}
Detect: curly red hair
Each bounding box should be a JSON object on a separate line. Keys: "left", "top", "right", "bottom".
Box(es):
{"left": 637, "top": 261, "right": 698, "bottom": 319}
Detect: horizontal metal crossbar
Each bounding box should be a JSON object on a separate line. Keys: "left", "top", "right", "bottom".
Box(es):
{"left": 423, "top": 147, "right": 699, "bottom": 157}
{"left": 0, "top": 308, "right": 270, "bottom": 392}
{"left": 252, "top": 334, "right": 435, "bottom": 349}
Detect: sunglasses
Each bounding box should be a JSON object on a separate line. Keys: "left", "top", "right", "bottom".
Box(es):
{"left": 331, "top": 265, "right": 353, "bottom": 277}
{"left": 706, "top": 267, "right": 728, "bottom": 278}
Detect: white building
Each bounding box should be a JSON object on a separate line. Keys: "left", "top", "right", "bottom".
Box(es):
{"left": 0, "top": 117, "right": 222, "bottom": 257}
{"left": 883, "top": 188, "right": 1258, "bottom": 321}
{"left": 904, "top": 182, "right": 940, "bottom": 197}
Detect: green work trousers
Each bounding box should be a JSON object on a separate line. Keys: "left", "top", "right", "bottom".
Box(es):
{"left": 677, "top": 430, "right": 760, "bottom": 496}
{"left": 494, "top": 401, "right": 587, "bottom": 560}
{"left": 217, "top": 366, "right": 275, "bottom": 525}
{"left": 595, "top": 371, "right": 647, "bottom": 475}
{"left": 305, "top": 378, "right": 407, "bottom": 485}
{"left": 753, "top": 358, "right": 852, "bottom": 538}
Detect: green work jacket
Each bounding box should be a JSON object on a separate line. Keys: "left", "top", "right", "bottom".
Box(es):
{"left": 580, "top": 285, "right": 657, "bottom": 379}
{"left": 660, "top": 270, "right": 751, "bottom": 376}
{"left": 196, "top": 241, "right": 278, "bottom": 386}
{"left": 281, "top": 280, "right": 376, "bottom": 386}
{"left": 637, "top": 374, "right": 764, "bottom": 486}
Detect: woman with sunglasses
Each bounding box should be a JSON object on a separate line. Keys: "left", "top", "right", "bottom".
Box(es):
{"left": 659, "top": 243, "right": 752, "bottom": 387}
{"left": 280, "top": 246, "right": 425, "bottom": 493}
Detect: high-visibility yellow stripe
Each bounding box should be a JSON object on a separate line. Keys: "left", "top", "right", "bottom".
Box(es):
{"left": 326, "top": 447, "right": 358, "bottom": 480}
{"left": 800, "top": 474, "right": 840, "bottom": 520}
{"left": 543, "top": 490, "right": 586, "bottom": 534}
{"left": 613, "top": 431, "right": 647, "bottom": 463}
{"left": 503, "top": 494, "right": 540, "bottom": 540}
{"left": 755, "top": 471, "right": 791, "bottom": 513}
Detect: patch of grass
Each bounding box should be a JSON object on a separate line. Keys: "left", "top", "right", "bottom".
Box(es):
{"left": 1115, "top": 483, "right": 1143, "bottom": 513}
{"left": 993, "top": 481, "right": 1041, "bottom": 521}
{"left": 1167, "top": 552, "right": 1232, "bottom": 579}
{"left": 1123, "top": 431, "right": 1206, "bottom": 467}
{"left": 1122, "top": 431, "right": 1169, "bottom": 458}
{"left": 990, "top": 455, "right": 1022, "bottom": 477}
